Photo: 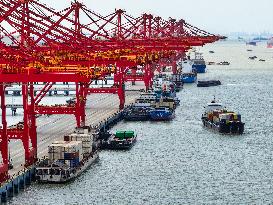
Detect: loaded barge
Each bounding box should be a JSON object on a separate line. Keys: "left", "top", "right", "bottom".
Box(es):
{"left": 36, "top": 127, "right": 99, "bottom": 183}
{"left": 101, "top": 131, "right": 137, "bottom": 150}
{"left": 201, "top": 99, "right": 244, "bottom": 134}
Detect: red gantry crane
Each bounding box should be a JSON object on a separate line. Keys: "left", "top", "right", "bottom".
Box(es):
{"left": 0, "top": 0, "right": 224, "bottom": 183}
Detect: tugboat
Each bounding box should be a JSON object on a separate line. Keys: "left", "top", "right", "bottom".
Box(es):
{"left": 36, "top": 128, "right": 99, "bottom": 183}
{"left": 101, "top": 131, "right": 137, "bottom": 150}
{"left": 197, "top": 80, "right": 221, "bottom": 87}
{"left": 192, "top": 52, "right": 207, "bottom": 73}
{"left": 149, "top": 107, "right": 175, "bottom": 121}
{"left": 201, "top": 99, "right": 244, "bottom": 134}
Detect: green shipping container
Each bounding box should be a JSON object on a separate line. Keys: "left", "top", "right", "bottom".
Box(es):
{"left": 115, "top": 131, "right": 126, "bottom": 139}
{"left": 115, "top": 131, "right": 134, "bottom": 139}
{"left": 124, "top": 131, "right": 134, "bottom": 138}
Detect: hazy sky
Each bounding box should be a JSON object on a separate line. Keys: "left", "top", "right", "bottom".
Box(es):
{"left": 43, "top": 0, "right": 273, "bottom": 35}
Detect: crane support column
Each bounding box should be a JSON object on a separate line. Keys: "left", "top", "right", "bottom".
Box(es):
{"left": 75, "top": 83, "right": 87, "bottom": 127}
{"left": 0, "top": 84, "right": 8, "bottom": 183}
{"left": 22, "top": 83, "right": 37, "bottom": 167}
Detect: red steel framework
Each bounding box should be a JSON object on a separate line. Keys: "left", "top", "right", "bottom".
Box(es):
{"left": 0, "top": 0, "right": 224, "bottom": 183}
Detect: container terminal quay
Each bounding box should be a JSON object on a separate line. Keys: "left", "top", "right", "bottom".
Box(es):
{"left": 0, "top": 0, "right": 228, "bottom": 203}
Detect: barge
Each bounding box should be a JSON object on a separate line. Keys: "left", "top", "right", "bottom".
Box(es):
{"left": 101, "top": 131, "right": 137, "bottom": 150}
{"left": 36, "top": 128, "right": 99, "bottom": 183}
{"left": 197, "top": 80, "right": 221, "bottom": 87}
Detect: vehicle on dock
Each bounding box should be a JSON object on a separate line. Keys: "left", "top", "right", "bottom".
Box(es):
{"left": 192, "top": 52, "right": 207, "bottom": 73}
{"left": 149, "top": 107, "right": 175, "bottom": 121}
{"left": 36, "top": 128, "right": 99, "bottom": 183}
{"left": 101, "top": 131, "right": 137, "bottom": 150}
{"left": 197, "top": 80, "right": 221, "bottom": 87}
{"left": 201, "top": 99, "right": 244, "bottom": 134}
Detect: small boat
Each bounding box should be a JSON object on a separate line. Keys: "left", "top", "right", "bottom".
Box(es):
{"left": 101, "top": 131, "right": 137, "bottom": 150}
{"left": 207, "top": 62, "right": 215, "bottom": 65}
{"left": 201, "top": 98, "right": 244, "bottom": 134}
{"left": 197, "top": 80, "right": 221, "bottom": 87}
{"left": 247, "top": 49, "right": 253, "bottom": 52}
{"left": 209, "top": 51, "right": 215, "bottom": 54}
{"left": 259, "top": 59, "right": 265, "bottom": 62}
{"left": 149, "top": 107, "right": 175, "bottom": 121}
{"left": 217, "top": 61, "right": 230, "bottom": 65}
{"left": 249, "top": 56, "right": 257, "bottom": 60}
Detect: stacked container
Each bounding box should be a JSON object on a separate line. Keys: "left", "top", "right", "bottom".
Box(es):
{"left": 115, "top": 131, "right": 134, "bottom": 139}
{"left": 65, "top": 133, "right": 93, "bottom": 157}
{"left": 48, "top": 141, "right": 83, "bottom": 167}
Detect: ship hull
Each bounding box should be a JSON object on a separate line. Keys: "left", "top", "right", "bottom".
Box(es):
{"left": 149, "top": 111, "right": 175, "bottom": 121}
{"left": 193, "top": 64, "right": 206, "bottom": 73}
{"left": 197, "top": 80, "right": 221, "bottom": 87}
{"left": 36, "top": 152, "right": 99, "bottom": 183}
{"left": 102, "top": 136, "right": 137, "bottom": 150}
{"left": 202, "top": 118, "right": 244, "bottom": 134}
{"left": 182, "top": 75, "right": 197, "bottom": 83}
{"left": 124, "top": 114, "right": 150, "bottom": 121}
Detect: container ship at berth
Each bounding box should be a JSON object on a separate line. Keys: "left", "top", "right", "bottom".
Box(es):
{"left": 192, "top": 52, "right": 207, "bottom": 73}
{"left": 201, "top": 99, "right": 244, "bottom": 134}
{"left": 36, "top": 127, "right": 99, "bottom": 183}
{"left": 181, "top": 60, "right": 197, "bottom": 83}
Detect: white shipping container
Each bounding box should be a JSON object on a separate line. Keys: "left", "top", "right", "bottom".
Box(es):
{"left": 48, "top": 141, "right": 83, "bottom": 161}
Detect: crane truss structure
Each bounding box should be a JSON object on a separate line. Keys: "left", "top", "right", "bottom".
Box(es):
{"left": 0, "top": 0, "right": 224, "bottom": 183}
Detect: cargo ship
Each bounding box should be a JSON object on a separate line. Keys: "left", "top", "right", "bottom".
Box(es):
{"left": 181, "top": 60, "right": 197, "bottom": 83}
{"left": 267, "top": 38, "right": 273, "bottom": 48}
{"left": 36, "top": 128, "right": 99, "bottom": 183}
{"left": 149, "top": 107, "right": 175, "bottom": 121}
{"left": 101, "top": 131, "right": 137, "bottom": 150}
{"left": 201, "top": 99, "right": 244, "bottom": 134}
{"left": 123, "top": 106, "right": 151, "bottom": 121}
{"left": 192, "top": 52, "right": 207, "bottom": 73}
